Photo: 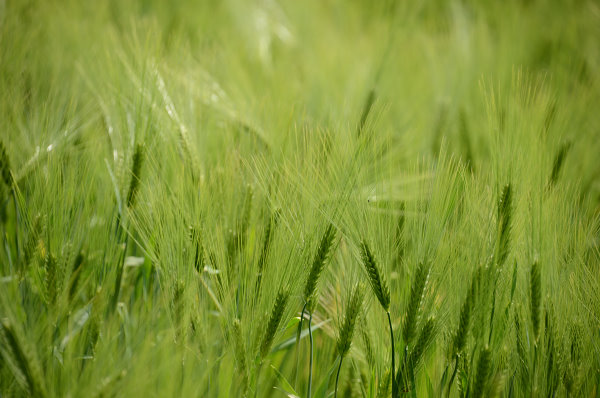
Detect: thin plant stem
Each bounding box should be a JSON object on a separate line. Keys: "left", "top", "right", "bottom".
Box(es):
{"left": 334, "top": 355, "right": 343, "bottom": 398}
{"left": 294, "top": 302, "right": 307, "bottom": 388}
{"left": 446, "top": 355, "right": 459, "bottom": 398}
{"left": 11, "top": 188, "right": 20, "bottom": 262}
{"left": 308, "top": 310, "right": 314, "bottom": 398}
{"left": 388, "top": 311, "right": 396, "bottom": 397}
{"left": 110, "top": 232, "right": 129, "bottom": 313}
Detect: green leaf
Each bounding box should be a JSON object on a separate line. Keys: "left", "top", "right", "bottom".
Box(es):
{"left": 285, "top": 316, "right": 301, "bottom": 331}
{"left": 271, "top": 319, "right": 330, "bottom": 353}
{"left": 271, "top": 365, "right": 299, "bottom": 398}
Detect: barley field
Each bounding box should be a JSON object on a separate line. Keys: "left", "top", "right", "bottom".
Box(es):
{"left": 1, "top": 0, "right": 599, "bottom": 397}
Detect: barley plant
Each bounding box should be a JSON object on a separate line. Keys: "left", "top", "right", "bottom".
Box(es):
{"left": 1, "top": 0, "right": 600, "bottom": 397}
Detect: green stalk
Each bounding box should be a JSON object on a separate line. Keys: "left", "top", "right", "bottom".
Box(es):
{"left": 308, "top": 310, "right": 314, "bottom": 398}
{"left": 294, "top": 302, "right": 307, "bottom": 388}
{"left": 334, "top": 355, "right": 343, "bottom": 398}
{"left": 388, "top": 311, "right": 396, "bottom": 396}
{"left": 446, "top": 355, "right": 459, "bottom": 398}
{"left": 11, "top": 186, "right": 20, "bottom": 261}
{"left": 110, "top": 231, "right": 129, "bottom": 312}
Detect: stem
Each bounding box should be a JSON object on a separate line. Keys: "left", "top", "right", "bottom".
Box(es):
{"left": 446, "top": 355, "right": 459, "bottom": 398}
{"left": 11, "top": 187, "right": 20, "bottom": 262}
{"left": 308, "top": 310, "right": 314, "bottom": 398}
{"left": 3, "top": 229, "right": 13, "bottom": 273}
{"left": 110, "top": 232, "right": 129, "bottom": 313}
{"left": 294, "top": 302, "right": 307, "bottom": 388}
{"left": 388, "top": 311, "right": 396, "bottom": 397}
{"left": 488, "top": 275, "right": 499, "bottom": 345}
{"left": 334, "top": 355, "right": 343, "bottom": 398}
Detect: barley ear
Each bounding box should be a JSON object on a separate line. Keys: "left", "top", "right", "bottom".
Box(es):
{"left": 232, "top": 319, "right": 249, "bottom": 394}
{"left": 126, "top": 143, "right": 145, "bottom": 209}
{"left": 357, "top": 88, "right": 376, "bottom": 137}
{"left": 23, "top": 214, "right": 42, "bottom": 269}
{"left": 453, "top": 283, "right": 474, "bottom": 355}
{"left": 0, "top": 318, "right": 46, "bottom": 397}
{"left": 472, "top": 347, "right": 492, "bottom": 398}
{"left": 0, "top": 139, "right": 13, "bottom": 187}
{"left": 68, "top": 250, "right": 85, "bottom": 301}
{"left": 44, "top": 252, "right": 58, "bottom": 306}
{"left": 189, "top": 226, "right": 205, "bottom": 273}
{"left": 403, "top": 260, "right": 430, "bottom": 346}
{"left": 337, "top": 283, "right": 365, "bottom": 359}
{"left": 334, "top": 284, "right": 365, "bottom": 398}
{"left": 257, "top": 208, "right": 280, "bottom": 273}
{"left": 172, "top": 280, "right": 185, "bottom": 338}
{"left": 303, "top": 223, "right": 337, "bottom": 311}
{"left": 360, "top": 240, "right": 390, "bottom": 311}
{"left": 495, "top": 183, "right": 512, "bottom": 268}
{"left": 256, "top": 209, "right": 280, "bottom": 296}
{"left": 259, "top": 288, "right": 289, "bottom": 360}
{"left": 548, "top": 141, "right": 572, "bottom": 187}
{"left": 397, "top": 316, "right": 436, "bottom": 392}
{"left": 360, "top": 326, "right": 374, "bottom": 366}
{"left": 409, "top": 316, "right": 435, "bottom": 367}
{"left": 529, "top": 261, "right": 541, "bottom": 341}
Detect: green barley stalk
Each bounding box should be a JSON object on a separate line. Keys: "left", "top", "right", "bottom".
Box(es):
{"left": 360, "top": 241, "right": 390, "bottom": 311}
{"left": 22, "top": 213, "right": 42, "bottom": 270}
{"left": 446, "top": 275, "right": 476, "bottom": 397}
{"left": 255, "top": 288, "right": 288, "bottom": 398}
{"left": 487, "top": 185, "right": 512, "bottom": 352}
{"left": 0, "top": 139, "right": 12, "bottom": 187}
{"left": 0, "top": 139, "right": 20, "bottom": 262}
{"left": 189, "top": 225, "right": 205, "bottom": 273}
{"left": 397, "top": 316, "right": 436, "bottom": 393}
{"left": 514, "top": 312, "right": 529, "bottom": 389}
{"left": 126, "top": 144, "right": 145, "bottom": 209}
{"left": 295, "top": 223, "right": 337, "bottom": 389}
{"left": 111, "top": 144, "right": 145, "bottom": 312}
{"left": 335, "top": 283, "right": 365, "bottom": 398}
{"left": 529, "top": 261, "right": 541, "bottom": 341}
{"left": 394, "top": 202, "right": 406, "bottom": 268}
{"left": 303, "top": 224, "right": 337, "bottom": 310}
{"left": 255, "top": 209, "right": 280, "bottom": 296}
{"left": 172, "top": 280, "right": 185, "bottom": 341}
{"left": 548, "top": 141, "right": 571, "bottom": 188}
{"left": 495, "top": 184, "right": 512, "bottom": 269}
{"left": 359, "top": 241, "right": 395, "bottom": 394}
{"left": 260, "top": 288, "right": 289, "bottom": 360}
{"left": 239, "top": 185, "right": 253, "bottom": 247}
{"left": 229, "top": 185, "right": 253, "bottom": 263}
{"left": 0, "top": 318, "right": 46, "bottom": 397}
{"left": 403, "top": 260, "right": 430, "bottom": 347}
{"left": 357, "top": 88, "right": 376, "bottom": 137}
{"left": 459, "top": 108, "right": 475, "bottom": 172}
{"left": 44, "top": 252, "right": 58, "bottom": 306}
{"left": 361, "top": 326, "right": 374, "bottom": 367}
{"left": 409, "top": 316, "right": 435, "bottom": 364}
{"left": 472, "top": 347, "right": 491, "bottom": 398}
{"left": 232, "top": 319, "right": 249, "bottom": 395}
{"left": 454, "top": 288, "right": 473, "bottom": 355}
{"left": 68, "top": 250, "right": 85, "bottom": 301}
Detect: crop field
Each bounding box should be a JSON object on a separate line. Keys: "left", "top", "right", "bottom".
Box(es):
{"left": 1, "top": 0, "right": 600, "bottom": 397}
